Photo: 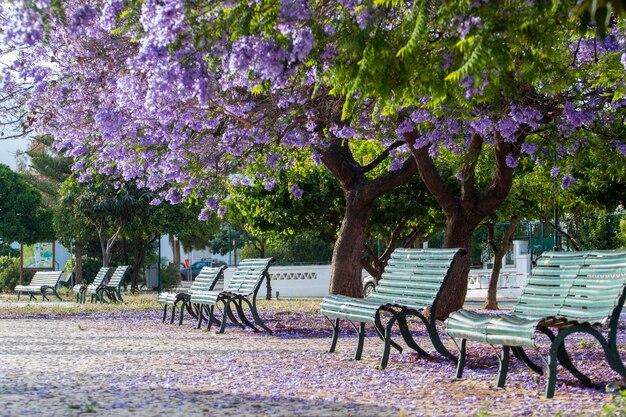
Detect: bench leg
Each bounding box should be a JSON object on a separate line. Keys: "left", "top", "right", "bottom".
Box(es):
{"left": 496, "top": 346, "right": 511, "bottom": 388}
{"left": 512, "top": 347, "right": 543, "bottom": 375}
{"left": 162, "top": 305, "right": 168, "bottom": 323}
{"left": 115, "top": 289, "right": 123, "bottom": 302}
{"left": 398, "top": 316, "right": 429, "bottom": 356}
{"left": 456, "top": 339, "right": 467, "bottom": 378}
{"left": 374, "top": 312, "right": 403, "bottom": 353}
{"left": 354, "top": 322, "right": 366, "bottom": 361}
{"left": 224, "top": 302, "right": 245, "bottom": 330}
{"left": 539, "top": 327, "right": 591, "bottom": 385}
{"left": 244, "top": 298, "right": 272, "bottom": 334}
{"left": 328, "top": 318, "right": 340, "bottom": 353}
{"left": 196, "top": 305, "right": 205, "bottom": 329}
{"left": 17, "top": 292, "right": 21, "bottom": 301}
{"left": 380, "top": 315, "right": 404, "bottom": 369}
{"left": 170, "top": 305, "right": 177, "bottom": 324}
{"left": 178, "top": 301, "right": 186, "bottom": 326}
{"left": 235, "top": 300, "right": 260, "bottom": 332}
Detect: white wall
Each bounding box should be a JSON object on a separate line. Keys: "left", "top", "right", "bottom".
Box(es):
{"left": 223, "top": 264, "right": 332, "bottom": 298}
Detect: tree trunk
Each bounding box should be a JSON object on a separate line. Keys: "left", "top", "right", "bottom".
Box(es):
{"left": 169, "top": 234, "right": 181, "bottom": 265}
{"left": 436, "top": 215, "right": 474, "bottom": 320}
{"left": 328, "top": 193, "right": 373, "bottom": 298}
{"left": 483, "top": 216, "right": 518, "bottom": 310}
{"left": 130, "top": 239, "right": 148, "bottom": 293}
{"left": 74, "top": 244, "right": 84, "bottom": 284}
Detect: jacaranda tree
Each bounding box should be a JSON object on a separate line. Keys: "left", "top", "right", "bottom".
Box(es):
{"left": 3, "top": 0, "right": 626, "bottom": 316}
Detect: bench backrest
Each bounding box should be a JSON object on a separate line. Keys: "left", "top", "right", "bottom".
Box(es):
{"left": 189, "top": 265, "right": 227, "bottom": 293}
{"left": 561, "top": 251, "right": 626, "bottom": 324}
{"left": 106, "top": 266, "right": 129, "bottom": 288}
{"left": 512, "top": 250, "right": 626, "bottom": 325}
{"left": 89, "top": 267, "right": 111, "bottom": 287}
{"left": 512, "top": 251, "right": 587, "bottom": 318}
{"left": 370, "top": 248, "right": 466, "bottom": 312}
{"left": 27, "top": 271, "right": 64, "bottom": 287}
{"left": 225, "top": 258, "right": 275, "bottom": 296}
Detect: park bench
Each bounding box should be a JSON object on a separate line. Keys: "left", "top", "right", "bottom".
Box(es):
{"left": 77, "top": 267, "right": 111, "bottom": 304}
{"left": 158, "top": 265, "right": 227, "bottom": 325}
{"left": 15, "top": 270, "right": 65, "bottom": 301}
{"left": 191, "top": 258, "right": 275, "bottom": 334}
{"left": 100, "top": 265, "right": 129, "bottom": 303}
{"left": 444, "top": 250, "right": 626, "bottom": 398}
{"left": 320, "top": 248, "right": 466, "bottom": 369}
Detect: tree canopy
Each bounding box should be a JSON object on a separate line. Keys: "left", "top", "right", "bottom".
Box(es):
{"left": 0, "top": 164, "right": 54, "bottom": 244}
{"left": 4, "top": 0, "right": 626, "bottom": 314}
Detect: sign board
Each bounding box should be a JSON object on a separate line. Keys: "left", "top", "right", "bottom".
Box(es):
{"left": 21, "top": 242, "right": 55, "bottom": 270}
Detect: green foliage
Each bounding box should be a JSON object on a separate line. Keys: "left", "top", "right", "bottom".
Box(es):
{"left": 0, "top": 244, "right": 19, "bottom": 258}
{"left": 239, "top": 234, "right": 333, "bottom": 264}
{"left": 0, "top": 256, "right": 20, "bottom": 292}
{"left": 81, "top": 257, "right": 102, "bottom": 285}
{"left": 161, "top": 262, "right": 182, "bottom": 291}
{"left": 0, "top": 164, "right": 55, "bottom": 244}
{"left": 601, "top": 389, "right": 626, "bottom": 416}
{"left": 19, "top": 134, "right": 72, "bottom": 208}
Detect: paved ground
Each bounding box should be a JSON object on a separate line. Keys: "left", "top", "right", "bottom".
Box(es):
{"left": 0, "top": 306, "right": 621, "bottom": 416}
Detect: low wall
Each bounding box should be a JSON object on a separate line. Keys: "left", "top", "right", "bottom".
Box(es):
{"left": 223, "top": 264, "right": 332, "bottom": 298}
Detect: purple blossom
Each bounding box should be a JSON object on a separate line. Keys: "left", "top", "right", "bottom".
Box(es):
{"left": 615, "top": 141, "right": 626, "bottom": 156}
{"left": 389, "top": 156, "right": 403, "bottom": 171}
{"left": 521, "top": 142, "right": 539, "bottom": 155}
{"left": 410, "top": 109, "right": 432, "bottom": 124}
{"left": 495, "top": 118, "right": 519, "bottom": 142}
{"left": 289, "top": 28, "right": 315, "bottom": 64}
{"left": 198, "top": 208, "right": 210, "bottom": 221}
{"left": 509, "top": 105, "right": 542, "bottom": 129}
{"left": 217, "top": 206, "right": 227, "bottom": 216}
{"left": 166, "top": 188, "right": 182, "bottom": 204}
{"left": 150, "top": 197, "right": 162, "bottom": 205}
{"left": 396, "top": 119, "right": 414, "bottom": 136}
{"left": 290, "top": 184, "right": 303, "bottom": 199}
{"left": 330, "top": 125, "right": 355, "bottom": 139}
{"left": 550, "top": 166, "right": 560, "bottom": 178}
{"left": 2, "top": 0, "right": 46, "bottom": 46}
{"left": 561, "top": 173, "right": 577, "bottom": 189}
{"left": 469, "top": 116, "right": 492, "bottom": 137}
{"left": 69, "top": 4, "right": 97, "bottom": 35}
{"left": 264, "top": 179, "right": 277, "bottom": 190}
{"left": 505, "top": 154, "right": 519, "bottom": 168}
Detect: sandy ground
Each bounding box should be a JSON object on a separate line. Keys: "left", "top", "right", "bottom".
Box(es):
{"left": 0, "top": 309, "right": 620, "bottom": 417}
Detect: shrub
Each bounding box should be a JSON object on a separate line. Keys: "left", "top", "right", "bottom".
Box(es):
{"left": 162, "top": 262, "right": 181, "bottom": 291}
{"left": 0, "top": 257, "right": 34, "bottom": 292}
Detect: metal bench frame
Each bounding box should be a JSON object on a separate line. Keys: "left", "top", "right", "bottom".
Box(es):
{"left": 15, "top": 270, "right": 65, "bottom": 301}
{"left": 158, "top": 265, "right": 227, "bottom": 325}
{"left": 191, "top": 258, "right": 275, "bottom": 334}
{"left": 445, "top": 250, "right": 626, "bottom": 398}
{"left": 320, "top": 248, "right": 466, "bottom": 369}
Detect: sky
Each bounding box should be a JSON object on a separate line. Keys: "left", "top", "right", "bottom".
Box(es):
{"left": 0, "top": 137, "right": 29, "bottom": 170}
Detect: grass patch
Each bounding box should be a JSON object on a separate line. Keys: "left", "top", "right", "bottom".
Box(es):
{"left": 0, "top": 291, "right": 322, "bottom": 318}
{"left": 0, "top": 291, "right": 160, "bottom": 316}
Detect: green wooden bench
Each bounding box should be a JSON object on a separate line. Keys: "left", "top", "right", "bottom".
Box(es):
{"left": 78, "top": 267, "right": 111, "bottom": 304}
{"left": 445, "top": 250, "right": 626, "bottom": 398}
{"left": 320, "top": 248, "right": 466, "bottom": 369}
{"left": 190, "top": 258, "right": 275, "bottom": 334}
{"left": 158, "top": 265, "right": 227, "bottom": 325}
{"left": 100, "top": 265, "right": 129, "bottom": 303}
{"left": 15, "top": 270, "right": 65, "bottom": 301}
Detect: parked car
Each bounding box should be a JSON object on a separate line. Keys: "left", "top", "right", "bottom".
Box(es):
{"left": 180, "top": 259, "right": 227, "bottom": 280}
{"left": 362, "top": 274, "right": 376, "bottom": 296}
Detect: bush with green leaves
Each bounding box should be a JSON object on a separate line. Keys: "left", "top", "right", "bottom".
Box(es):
{"left": 161, "top": 262, "right": 181, "bottom": 291}
{"left": 0, "top": 257, "right": 34, "bottom": 292}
